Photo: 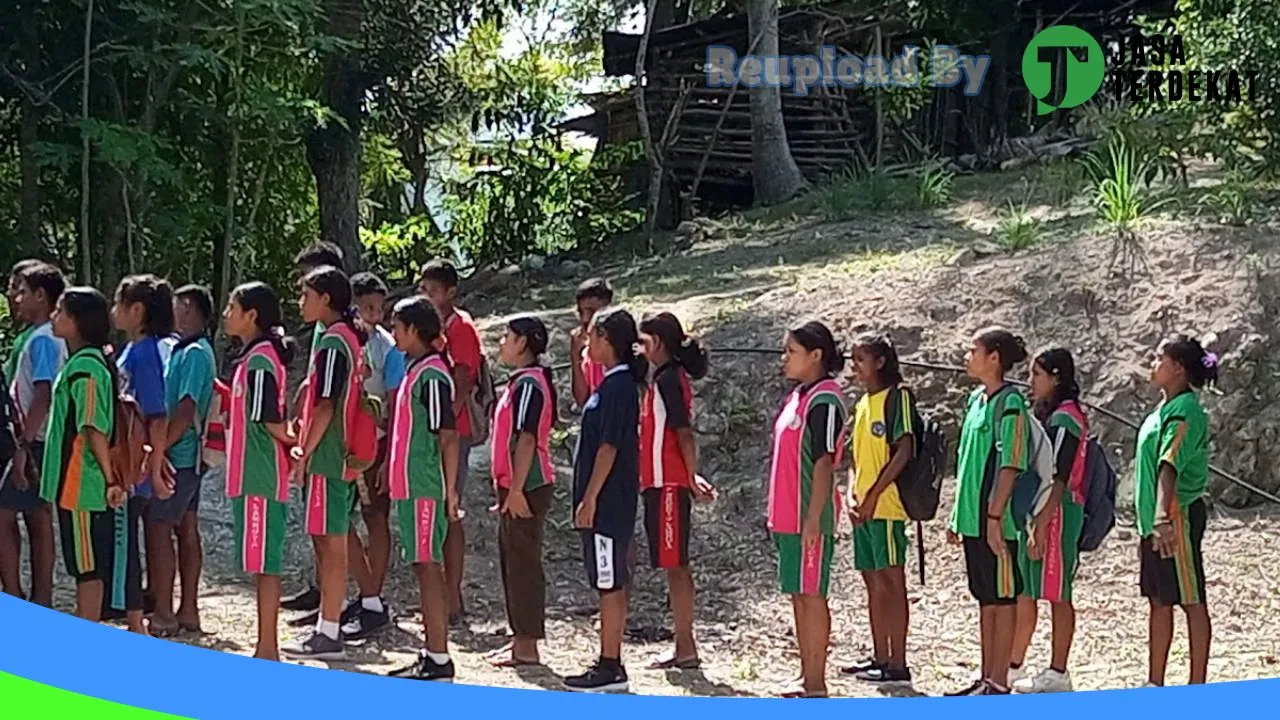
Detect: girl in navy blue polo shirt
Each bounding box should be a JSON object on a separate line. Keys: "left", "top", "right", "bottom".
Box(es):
{"left": 565, "top": 306, "right": 644, "bottom": 693}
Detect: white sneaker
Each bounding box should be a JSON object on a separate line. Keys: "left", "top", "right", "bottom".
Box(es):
{"left": 1009, "top": 666, "right": 1026, "bottom": 685}
{"left": 1013, "top": 668, "right": 1072, "bottom": 693}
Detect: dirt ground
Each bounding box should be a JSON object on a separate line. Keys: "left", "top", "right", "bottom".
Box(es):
{"left": 22, "top": 164, "right": 1280, "bottom": 695}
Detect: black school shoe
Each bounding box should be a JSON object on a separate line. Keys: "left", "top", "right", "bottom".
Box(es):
{"left": 388, "top": 651, "right": 455, "bottom": 682}
{"left": 856, "top": 665, "right": 913, "bottom": 684}
{"left": 564, "top": 659, "right": 629, "bottom": 693}
{"left": 287, "top": 599, "right": 362, "bottom": 629}
{"left": 979, "top": 680, "right": 1011, "bottom": 695}
{"left": 342, "top": 604, "right": 391, "bottom": 641}
{"left": 281, "top": 585, "right": 321, "bottom": 612}
{"left": 281, "top": 629, "right": 346, "bottom": 661}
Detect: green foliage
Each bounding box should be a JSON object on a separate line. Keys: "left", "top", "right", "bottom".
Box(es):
{"left": 1082, "top": 136, "right": 1176, "bottom": 237}
{"left": 1195, "top": 173, "right": 1256, "bottom": 226}
{"left": 994, "top": 199, "right": 1041, "bottom": 251}
{"left": 916, "top": 166, "right": 954, "bottom": 208}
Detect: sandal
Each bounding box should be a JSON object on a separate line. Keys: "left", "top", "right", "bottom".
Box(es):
{"left": 149, "top": 619, "right": 180, "bottom": 638}
{"left": 646, "top": 652, "right": 702, "bottom": 670}
{"left": 490, "top": 655, "right": 541, "bottom": 668}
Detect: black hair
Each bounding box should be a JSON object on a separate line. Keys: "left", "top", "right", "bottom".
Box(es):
{"left": 18, "top": 262, "right": 65, "bottom": 308}
{"left": 508, "top": 314, "right": 556, "bottom": 399}
{"left": 294, "top": 242, "right": 344, "bottom": 272}
{"left": 175, "top": 284, "right": 214, "bottom": 324}
{"left": 853, "top": 332, "right": 903, "bottom": 387}
{"left": 576, "top": 277, "right": 614, "bottom": 305}
{"left": 303, "top": 264, "right": 366, "bottom": 344}
{"left": 230, "top": 281, "right": 296, "bottom": 365}
{"left": 9, "top": 258, "right": 42, "bottom": 284}
{"left": 1032, "top": 347, "right": 1081, "bottom": 420}
{"left": 392, "top": 295, "right": 445, "bottom": 351}
{"left": 1159, "top": 333, "right": 1220, "bottom": 390}
{"left": 590, "top": 306, "right": 646, "bottom": 383}
{"left": 419, "top": 258, "right": 460, "bottom": 289}
{"left": 60, "top": 286, "right": 112, "bottom": 348}
{"left": 116, "top": 274, "right": 175, "bottom": 337}
{"left": 350, "top": 271, "right": 389, "bottom": 299}
{"left": 640, "top": 312, "right": 708, "bottom": 381}
{"left": 789, "top": 320, "right": 844, "bottom": 376}
{"left": 974, "top": 326, "right": 1029, "bottom": 374}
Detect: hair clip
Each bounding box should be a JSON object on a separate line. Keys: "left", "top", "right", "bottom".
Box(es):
{"left": 1202, "top": 352, "right": 1219, "bottom": 368}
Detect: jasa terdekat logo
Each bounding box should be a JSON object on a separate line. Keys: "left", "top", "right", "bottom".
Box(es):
{"left": 1023, "top": 26, "right": 1261, "bottom": 114}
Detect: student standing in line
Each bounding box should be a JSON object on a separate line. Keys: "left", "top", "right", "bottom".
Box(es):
{"left": 1010, "top": 348, "right": 1089, "bottom": 693}
{"left": 4, "top": 260, "right": 41, "bottom": 380}
{"left": 767, "top": 321, "right": 846, "bottom": 699}
{"left": 340, "top": 271, "right": 404, "bottom": 639}
{"left": 222, "top": 282, "right": 296, "bottom": 660}
{"left": 112, "top": 274, "right": 178, "bottom": 632}
{"left": 570, "top": 278, "right": 613, "bottom": 408}
{"left": 418, "top": 259, "right": 482, "bottom": 624}
{"left": 637, "top": 312, "right": 716, "bottom": 671}
{"left": 564, "top": 307, "right": 643, "bottom": 693}
{"left": 946, "top": 327, "right": 1031, "bottom": 697}
{"left": 2, "top": 262, "right": 66, "bottom": 606}
{"left": 842, "top": 334, "right": 915, "bottom": 685}
{"left": 284, "top": 265, "right": 366, "bottom": 660}
{"left": 40, "top": 287, "right": 144, "bottom": 628}
{"left": 146, "top": 284, "right": 217, "bottom": 636}
{"left": 1136, "top": 335, "right": 1215, "bottom": 687}
{"left": 281, "top": 241, "right": 345, "bottom": 615}
{"left": 488, "top": 316, "right": 556, "bottom": 668}
{"left": 384, "top": 296, "right": 459, "bottom": 682}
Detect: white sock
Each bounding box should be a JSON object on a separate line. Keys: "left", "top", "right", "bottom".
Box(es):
{"left": 361, "top": 596, "right": 384, "bottom": 613}
{"left": 316, "top": 619, "right": 341, "bottom": 640}
{"left": 425, "top": 650, "right": 450, "bottom": 665}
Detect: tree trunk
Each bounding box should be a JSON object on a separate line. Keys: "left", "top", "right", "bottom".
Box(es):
{"left": 306, "top": 0, "right": 366, "bottom": 270}
{"left": 636, "top": 0, "right": 662, "bottom": 252}
{"left": 78, "top": 0, "right": 95, "bottom": 284}
{"left": 18, "top": 9, "right": 42, "bottom": 256}
{"left": 746, "top": 0, "right": 808, "bottom": 205}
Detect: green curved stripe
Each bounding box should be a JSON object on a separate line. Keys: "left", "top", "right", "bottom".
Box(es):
{"left": 0, "top": 671, "right": 189, "bottom": 718}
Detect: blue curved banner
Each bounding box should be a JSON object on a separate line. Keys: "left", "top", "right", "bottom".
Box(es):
{"left": 0, "top": 594, "right": 1275, "bottom": 717}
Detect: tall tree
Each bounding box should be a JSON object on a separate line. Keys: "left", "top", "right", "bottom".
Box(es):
{"left": 746, "top": 0, "right": 806, "bottom": 204}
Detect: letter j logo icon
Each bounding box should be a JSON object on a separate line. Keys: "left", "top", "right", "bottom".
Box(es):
{"left": 1022, "top": 25, "right": 1105, "bottom": 114}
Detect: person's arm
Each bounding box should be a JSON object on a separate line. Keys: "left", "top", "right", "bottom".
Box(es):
{"left": 296, "top": 348, "right": 346, "bottom": 463}
{"left": 1152, "top": 416, "right": 1193, "bottom": 557}
{"left": 165, "top": 398, "right": 197, "bottom": 451}
{"left": 449, "top": 323, "right": 480, "bottom": 418}
{"left": 864, "top": 389, "right": 917, "bottom": 509}
{"left": 988, "top": 396, "right": 1031, "bottom": 553}
{"left": 504, "top": 381, "right": 544, "bottom": 517}
{"left": 11, "top": 382, "right": 50, "bottom": 490}
{"left": 656, "top": 371, "right": 700, "bottom": 487}
{"left": 246, "top": 367, "right": 294, "bottom": 447}
{"left": 575, "top": 444, "right": 618, "bottom": 529}
{"left": 570, "top": 328, "right": 589, "bottom": 407}
{"left": 164, "top": 348, "right": 214, "bottom": 451}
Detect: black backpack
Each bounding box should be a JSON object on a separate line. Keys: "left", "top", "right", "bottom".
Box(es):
{"left": 883, "top": 386, "right": 947, "bottom": 584}
{"left": 1077, "top": 437, "right": 1117, "bottom": 551}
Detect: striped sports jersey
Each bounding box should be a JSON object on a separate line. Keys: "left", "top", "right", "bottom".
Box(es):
{"left": 582, "top": 347, "right": 605, "bottom": 395}
{"left": 387, "top": 353, "right": 455, "bottom": 501}
{"left": 490, "top": 366, "right": 554, "bottom": 492}
{"left": 225, "top": 338, "right": 290, "bottom": 501}
{"left": 766, "top": 378, "right": 846, "bottom": 535}
{"left": 850, "top": 385, "right": 916, "bottom": 521}
{"left": 640, "top": 362, "right": 694, "bottom": 490}
{"left": 39, "top": 347, "right": 115, "bottom": 512}
{"left": 1134, "top": 390, "right": 1209, "bottom": 537}
{"left": 1049, "top": 400, "right": 1089, "bottom": 505}
{"left": 301, "top": 323, "right": 363, "bottom": 480}
{"left": 949, "top": 385, "right": 1030, "bottom": 539}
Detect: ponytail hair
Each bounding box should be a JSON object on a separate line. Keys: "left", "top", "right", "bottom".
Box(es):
{"left": 230, "top": 281, "right": 296, "bottom": 365}
{"left": 789, "top": 320, "right": 844, "bottom": 376}
{"left": 591, "top": 306, "right": 646, "bottom": 384}
{"left": 974, "top": 326, "right": 1029, "bottom": 373}
{"left": 1159, "top": 334, "right": 1220, "bottom": 390}
{"left": 303, "top": 264, "right": 366, "bottom": 344}
{"left": 639, "top": 312, "right": 708, "bottom": 380}
{"left": 508, "top": 314, "right": 556, "bottom": 399}
{"left": 1032, "top": 347, "right": 1080, "bottom": 420}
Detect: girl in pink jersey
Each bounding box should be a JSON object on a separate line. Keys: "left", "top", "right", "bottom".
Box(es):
{"left": 488, "top": 315, "right": 557, "bottom": 668}
{"left": 768, "top": 321, "right": 847, "bottom": 698}
{"left": 222, "top": 282, "right": 296, "bottom": 660}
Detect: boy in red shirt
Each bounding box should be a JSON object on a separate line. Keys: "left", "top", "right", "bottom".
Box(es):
{"left": 418, "top": 259, "right": 483, "bottom": 623}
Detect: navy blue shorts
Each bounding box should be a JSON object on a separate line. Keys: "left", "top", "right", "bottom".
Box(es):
{"left": 0, "top": 442, "right": 45, "bottom": 514}
{"left": 581, "top": 530, "right": 631, "bottom": 593}
{"left": 147, "top": 467, "right": 203, "bottom": 525}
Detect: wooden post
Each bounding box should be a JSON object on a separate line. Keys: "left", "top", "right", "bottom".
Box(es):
{"left": 874, "top": 26, "right": 884, "bottom": 170}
